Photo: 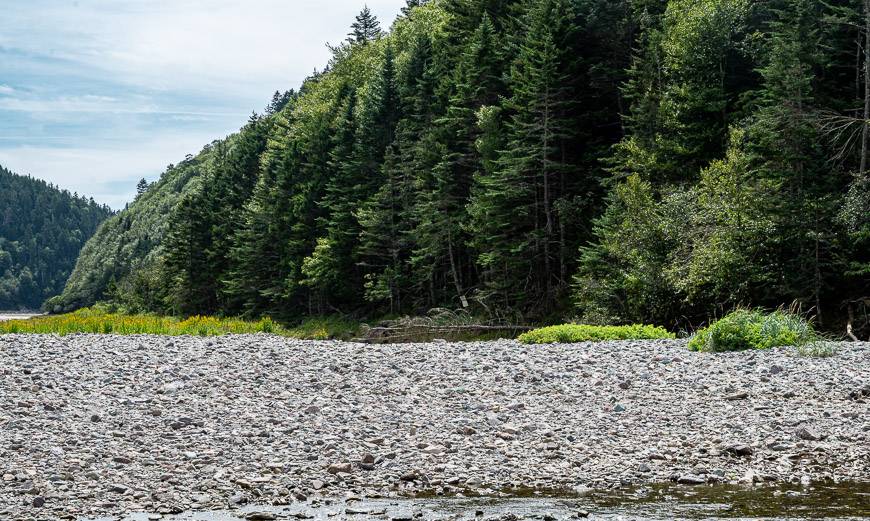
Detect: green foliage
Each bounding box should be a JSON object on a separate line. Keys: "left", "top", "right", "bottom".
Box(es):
{"left": 687, "top": 309, "right": 816, "bottom": 352}
{"left": 0, "top": 165, "right": 111, "bottom": 310}
{"left": 0, "top": 308, "right": 358, "bottom": 339}
{"left": 49, "top": 0, "right": 870, "bottom": 336}
{"left": 52, "top": 152, "right": 206, "bottom": 313}
{"left": 0, "top": 308, "right": 286, "bottom": 336}
{"left": 286, "top": 316, "right": 361, "bottom": 340}
{"left": 518, "top": 323, "right": 675, "bottom": 344}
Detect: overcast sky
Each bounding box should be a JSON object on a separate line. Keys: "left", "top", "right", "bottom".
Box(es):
{"left": 0, "top": 0, "right": 404, "bottom": 209}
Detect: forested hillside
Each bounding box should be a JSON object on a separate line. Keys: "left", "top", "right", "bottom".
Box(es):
{"left": 0, "top": 166, "right": 112, "bottom": 309}
{"left": 56, "top": 0, "right": 870, "bottom": 335}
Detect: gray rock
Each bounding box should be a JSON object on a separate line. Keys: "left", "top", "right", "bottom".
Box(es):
{"left": 245, "top": 512, "right": 277, "bottom": 521}
{"left": 108, "top": 483, "right": 128, "bottom": 494}
{"left": 725, "top": 444, "right": 753, "bottom": 457}
{"left": 795, "top": 426, "right": 821, "bottom": 441}
{"left": 0, "top": 334, "right": 866, "bottom": 517}
{"left": 677, "top": 474, "right": 706, "bottom": 485}
{"left": 327, "top": 462, "right": 353, "bottom": 474}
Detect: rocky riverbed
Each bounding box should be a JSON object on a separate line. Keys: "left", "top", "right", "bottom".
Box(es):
{"left": 0, "top": 335, "right": 868, "bottom": 520}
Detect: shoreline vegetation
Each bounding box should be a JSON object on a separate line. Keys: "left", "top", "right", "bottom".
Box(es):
{"left": 0, "top": 308, "right": 358, "bottom": 340}
{"left": 0, "top": 307, "right": 839, "bottom": 354}
{"left": 43, "top": 1, "right": 870, "bottom": 342}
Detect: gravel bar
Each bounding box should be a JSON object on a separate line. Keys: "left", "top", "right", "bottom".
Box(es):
{"left": 1, "top": 335, "right": 868, "bottom": 520}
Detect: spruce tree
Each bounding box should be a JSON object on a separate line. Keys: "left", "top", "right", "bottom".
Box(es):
{"left": 468, "top": 0, "right": 578, "bottom": 312}
{"left": 410, "top": 15, "right": 504, "bottom": 309}
{"left": 347, "top": 6, "right": 382, "bottom": 44}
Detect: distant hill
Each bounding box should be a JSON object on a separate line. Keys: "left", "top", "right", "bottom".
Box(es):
{"left": 47, "top": 147, "right": 216, "bottom": 313}
{"left": 0, "top": 165, "right": 113, "bottom": 310}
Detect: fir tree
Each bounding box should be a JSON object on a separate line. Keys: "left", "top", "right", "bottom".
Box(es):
{"left": 468, "top": 0, "right": 579, "bottom": 312}
{"left": 347, "top": 6, "right": 382, "bottom": 44}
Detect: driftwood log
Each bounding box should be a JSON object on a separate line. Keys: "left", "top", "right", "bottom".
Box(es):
{"left": 355, "top": 324, "right": 534, "bottom": 343}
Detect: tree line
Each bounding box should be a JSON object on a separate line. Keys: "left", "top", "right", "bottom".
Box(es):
{"left": 54, "top": 0, "right": 870, "bottom": 336}
{"left": 0, "top": 165, "right": 112, "bottom": 309}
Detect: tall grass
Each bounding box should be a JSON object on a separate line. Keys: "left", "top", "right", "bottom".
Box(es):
{"left": 0, "top": 308, "right": 357, "bottom": 339}
{"left": 687, "top": 309, "right": 818, "bottom": 352}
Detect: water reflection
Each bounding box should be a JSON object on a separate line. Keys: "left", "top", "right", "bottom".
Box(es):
{"left": 83, "top": 481, "right": 870, "bottom": 521}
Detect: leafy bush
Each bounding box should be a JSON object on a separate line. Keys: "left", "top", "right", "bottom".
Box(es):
{"left": 518, "top": 323, "right": 675, "bottom": 344}
{"left": 687, "top": 309, "right": 816, "bottom": 352}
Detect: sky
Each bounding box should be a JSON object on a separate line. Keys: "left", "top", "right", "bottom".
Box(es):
{"left": 0, "top": 0, "right": 404, "bottom": 209}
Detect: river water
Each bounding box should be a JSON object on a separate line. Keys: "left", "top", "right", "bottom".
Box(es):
{"left": 83, "top": 482, "right": 870, "bottom": 520}
{"left": 0, "top": 312, "right": 40, "bottom": 321}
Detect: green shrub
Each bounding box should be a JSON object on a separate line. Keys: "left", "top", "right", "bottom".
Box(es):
{"left": 518, "top": 324, "right": 675, "bottom": 344}
{"left": 687, "top": 309, "right": 816, "bottom": 352}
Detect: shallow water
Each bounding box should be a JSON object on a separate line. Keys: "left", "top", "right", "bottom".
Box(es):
{"left": 0, "top": 312, "right": 40, "bottom": 321}
{"left": 82, "top": 482, "right": 870, "bottom": 520}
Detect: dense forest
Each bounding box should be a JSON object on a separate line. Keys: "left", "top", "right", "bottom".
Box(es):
{"left": 0, "top": 166, "right": 112, "bottom": 309}
{"left": 54, "top": 0, "right": 870, "bottom": 336}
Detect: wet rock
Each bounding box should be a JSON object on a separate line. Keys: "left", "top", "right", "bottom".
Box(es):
{"left": 676, "top": 474, "right": 706, "bottom": 485}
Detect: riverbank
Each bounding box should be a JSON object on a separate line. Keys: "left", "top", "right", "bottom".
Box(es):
{"left": 0, "top": 312, "right": 41, "bottom": 322}
{"left": 1, "top": 335, "right": 867, "bottom": 520}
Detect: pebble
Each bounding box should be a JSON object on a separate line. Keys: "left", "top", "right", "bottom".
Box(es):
{"left": 0, "top": 334, "right": 866, "bottom": 519}
{"left": 795, "top": 426, "right": 821, "bottom": 441}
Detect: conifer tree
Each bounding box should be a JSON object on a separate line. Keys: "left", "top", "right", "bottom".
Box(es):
{"left": 410, "top": 15, "right": 504, "bottom": 308}
{"left": 136, "top": 178, "right": 149, "bottom": 197}
{"left": 468, "top": 0, "right": 578, "bottom": 311}
{"left": 348, "top": 6, "right": 382, "bottom": 44}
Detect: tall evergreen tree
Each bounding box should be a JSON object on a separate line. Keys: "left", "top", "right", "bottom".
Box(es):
{"left": 468, "top": 0, "right": 579, "bottom": 312}
{"left": 348, "top": 6, "right": 383, "bottom": 44}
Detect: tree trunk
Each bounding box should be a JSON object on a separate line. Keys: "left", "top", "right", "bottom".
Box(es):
{"left": 542, "top": 92, "right": 553, "bottom": 307}
{"left": 861, "top": 0, "right": 870, "bottom": 175}
{"left": 447, "top": 227, "right": 464, "bottom": 305}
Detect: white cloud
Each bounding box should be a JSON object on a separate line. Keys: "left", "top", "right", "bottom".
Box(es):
{"left": 0, "top": 94, "right": 241, "bottom": 116}
{"left": 0, "top": 0, "right": 405, "bottom": 208}
{"left": 2, "top": 0, "right": 403, "bottom": 99}
{"left": 0, "top": 132, "right": 219, "bottom": 209}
